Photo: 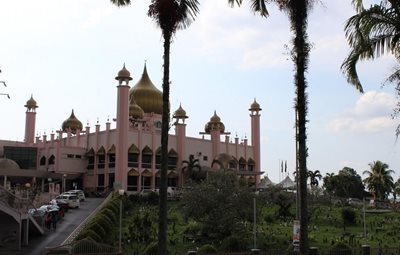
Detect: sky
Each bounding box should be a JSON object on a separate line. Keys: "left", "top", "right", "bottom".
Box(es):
{"left": 0, "top": 0, "right": 398, "bottom": 184}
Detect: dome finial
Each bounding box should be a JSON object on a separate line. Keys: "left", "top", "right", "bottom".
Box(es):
{"left": 115, "top": 64, "right": 132, "bottom": 84}
{"left": 62, "top": 109, "right": 83, "bottom": 134}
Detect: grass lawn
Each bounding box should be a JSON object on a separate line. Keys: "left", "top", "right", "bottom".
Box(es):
{"left": 118, "top": 194, "right": 400, "bottom": 254}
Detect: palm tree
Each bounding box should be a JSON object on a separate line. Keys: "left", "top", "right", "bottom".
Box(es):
{"left": 227, "top": 0, "right": 314, "bottom": 253}
{"left": 342, "top": 0, "right": 400, "bottom": 135}
{"left": 181, "top": 155, "right": 202, "bottom": 182}
{"left": 363, "top": 160, "right": 395, "bottom": 200}
{"left": 110, "top": 0, "right": 200, "bottom": 253}
{"left": 307, "top": 169, "right": 322, "bottom": 188}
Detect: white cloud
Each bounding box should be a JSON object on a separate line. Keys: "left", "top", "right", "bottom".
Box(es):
{"left": 327, "top": 91, "right": 396, "bottom": 133}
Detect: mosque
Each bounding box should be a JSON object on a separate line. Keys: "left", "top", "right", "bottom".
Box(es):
{"left": 0, "top": 64, "right": 262, "bottom": 194}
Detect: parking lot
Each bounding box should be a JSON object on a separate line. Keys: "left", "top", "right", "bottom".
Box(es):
{"left": 20, "top": 197, "right": 105, "bottom": 255}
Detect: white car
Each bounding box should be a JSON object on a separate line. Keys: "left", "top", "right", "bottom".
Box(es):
{"left": 66, "top": 190, "right": 86, "bottom": 201}
{"left": 56, "top": 194, "right": 80, "bottom": 208}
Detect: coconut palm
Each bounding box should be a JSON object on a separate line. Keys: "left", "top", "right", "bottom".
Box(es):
{"left": 307, "top": 169, "right": 322, "bottom": 188}
{"left": 110, "top": 0, "right": 200, "bottom": 253}
{"left": 342, "top": 0, "right": 400, "bottom": 135}
{"left": 181, "top": 155, "right": 202, "bottom": 181}
{"left": 363, "top": 160, "right": 395, "bottom": 200}
{"left": 227, "top": 0, "right": 314, "bottom": 253}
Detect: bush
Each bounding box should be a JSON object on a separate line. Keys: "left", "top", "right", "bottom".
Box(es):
{"left": 143, "top": 242, "right": 158, "bottom": 255}
{"left": 86, "top": 221, "right": 107, "bottom": 240}
{"left": 198, "top": 244, "right": 217, "bottom": 254}
{"left": 220, "top": 235, "right": 247, "bottom": 252}
{"left": 341, "top": 207, "right": 356, "bottom": 226}
{"left": 330, "top": 242, "right": 352, "bottom": 255}
{"left": 99, "top": 208, "right": 117, "bottom": 223}
{"left": 76, "top": 229, "right": 103, "bottom": 242}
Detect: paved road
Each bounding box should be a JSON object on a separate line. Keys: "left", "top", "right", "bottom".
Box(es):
{"left": 22, "top": 197, "right": 105, "bottom": 255}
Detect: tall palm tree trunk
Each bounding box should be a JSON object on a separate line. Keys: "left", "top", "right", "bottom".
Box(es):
{"left": 158, "top": 29, "right": 172, "bottom": 255}
{"left": 289, "top": 0, "right": 309, "bottom": 254}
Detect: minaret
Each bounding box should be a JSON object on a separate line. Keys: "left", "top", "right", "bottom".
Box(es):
{"left": 115, "top": 64, "right": 132, "bottom": 191}
{"left": 24, "top": 95, "right": 38, "bottom": 144}
{"left": 249, "top": 99, "right": 262, "bottom": 184}
{"left": 200, "top": 111, "right": 229, "bottom": 164}
{"left": 173, "top": 104, "right": 188, "bottom": 186}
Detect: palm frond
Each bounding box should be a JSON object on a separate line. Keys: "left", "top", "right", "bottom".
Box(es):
{"left": 250, "top": 0, "right": 269, "bottom": 17}
{"left": 351, "top": 0, "right": 364, "bottom": 13}
{"left": 110, "top": 0, "right": 131, "bottom": 7}
{"left": 342, "top": 3, "right": 400, "bottom": 92}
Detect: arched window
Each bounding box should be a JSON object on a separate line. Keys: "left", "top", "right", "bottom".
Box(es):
{"left": 108, "top": 145, "right": 116, "bottom": 168}
{"left": 128, "top": 144, "right": 139, "bottom": 167}
{"left": 141, "top": 146, "right": 153, "bottom": 169}
{"left": 248, "top": 158, "right": 255, "bottom": 172}
{"left": 97, "top": 146, "right": 105, "bottom": 169}
{"left": 167, "top": 149, "right": 178, "bottom": 170}
{"left": 239, "top": 157, "right": 247, "bottom": 171}
{"left": 86, "top": 148, "right": 95, "bottom": 170}
{"left": 48, "top": 155, "right": 55, "bottom": 165}
{"left": 40, "top": 156, "right": 46, "bottom": 166}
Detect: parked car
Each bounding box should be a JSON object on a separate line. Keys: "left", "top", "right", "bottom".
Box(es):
{"left": 39, "top": 204, "right": 65, "bottom": 218}
{"left": 50, "top": 198, "right": 69, "bottom": 212}
{"left": 66, "top": 190, "right": 86, "bottom": 201}
{"left": 139, "top": 189, "right": 156, "bottom": 197}
{"left": 56, "top": 194, "right": 80, "bottom": 208}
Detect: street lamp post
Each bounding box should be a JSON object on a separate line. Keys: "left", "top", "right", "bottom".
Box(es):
{"left": 48, "top": 178, "right": 52, "bottom": 200}
{"left": 118, "top": 189, "right": 124, "bottom": 254}
{"left": 62, "top": 174, "right": 67, "bottom": 193}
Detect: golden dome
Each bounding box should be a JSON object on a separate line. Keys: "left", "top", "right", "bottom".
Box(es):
{"left": 25, "top": 95, "right": 38, "bottom": 110}
{"left": 204, "top": 111, "right": 225, "bottom": 134}
{"left": 129, "top": 64, "right": 163, "bottom": 115}
{"left": 249, "top": 98, "right": 261, "bottom": 112}
{"left": 115, "top": 64, "right": 133, "bottom": 82}
{"left": 62, "top": 110, "right": 83, "bottom": 134}
{"left": 129, "top": 98, "right": 144, "bottom": 119}
{"left": 173, "top": 104, "right": 188, "bottom": 119}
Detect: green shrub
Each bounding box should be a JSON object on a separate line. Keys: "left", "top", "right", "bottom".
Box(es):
{"left": 86, "top": 221, "right": 107, "bottom": 240}
{"left": 341, "top": 207, "right": 356, "bottom": 226}
{"left": 92, "top": 215, "right": 113, "bottom": 233}
{"left": 99, "top": 208, "right": 117, "bottom": 223}
{"left": 198, "top": 244, "right": 217, "bottom": 254}
{"left": 220, "top": 235, "right": 247, "bottom": 252}
{"left": 330, "top": 242, "right": 352, "bottom": 255}
{"left": 76, "top": 229, "right": 103, "bottom": 242}
{"left": 143, "top": 241, "right": 158, "bottom": 255}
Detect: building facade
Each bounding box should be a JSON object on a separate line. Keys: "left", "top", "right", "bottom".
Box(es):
{"left": 0, "top": 64, "right": 262, "bottom": 194}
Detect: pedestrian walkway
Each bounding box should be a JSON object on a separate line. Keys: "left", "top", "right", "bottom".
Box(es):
{"left": 0, "top": 197, "right": 105, "bottom": 255}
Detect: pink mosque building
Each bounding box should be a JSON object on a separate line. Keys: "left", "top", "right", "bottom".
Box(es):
{"left": 0, "top": 64, "right": 262, "bottom": 194}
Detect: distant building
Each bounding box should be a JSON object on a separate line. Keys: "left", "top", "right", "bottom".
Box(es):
{"left": 0, "top": 64, "right": 262, "bottom": 194}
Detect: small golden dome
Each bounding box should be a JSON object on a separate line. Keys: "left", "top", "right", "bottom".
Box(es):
{"left": 62, "top": 110, "right": 83, "bottom": 134}
{"left": 204, "top": 111, "right": 225, "bottom": 134}
{"left": 249, "top": 98, "right": 261, "bottom": 112}
{"left": 25, "top": 95, "right": 38, "bottom": 110}
{"left": 129, "top": 98, "right": 144, "bottom": 119}
{"left": 173, "top": 104, "right": 188, "bottom": 119}
{"left": 129, "top": 64, "right": 163, "bottom": 115}
{"left": 115, "top": 64, "right": 133, "bottom": 82}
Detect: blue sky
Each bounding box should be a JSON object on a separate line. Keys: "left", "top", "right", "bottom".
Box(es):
{"left": 0, "top": 0, "right": 398, "bottom": 183}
